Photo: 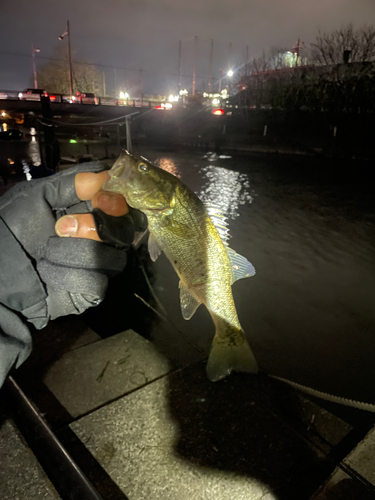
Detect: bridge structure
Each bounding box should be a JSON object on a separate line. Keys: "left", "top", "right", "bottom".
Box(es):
{"left": 0, "top": 90, "right": 228, "bottom": 171}
{"left": 0, "top": 92, "right": 165, "bottom": 118}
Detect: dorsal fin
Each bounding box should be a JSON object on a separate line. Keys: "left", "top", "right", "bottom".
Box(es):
{"left": 204, "top": 203, "right": 230, "bottom": 245}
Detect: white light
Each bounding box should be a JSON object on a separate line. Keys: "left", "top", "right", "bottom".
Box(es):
{"left": 227, "top": 70, "right": 234, "bottom": 77}
{"left": 212, "top": 98, "right": 220, "bottom": 105}
{"left": 30, "top": 127, "right": 36, "bottom": 135}
{"left": 164, "top": 102, "right": 173, "bottom": 109}
{"left": 1, "top": 112, "right": 6, "bottom": 117}
{"left": 179, "top": 89, "right": 188, "bottom": 96}
{"left": 22, "top": 161, "right": 32, "bottom": 181}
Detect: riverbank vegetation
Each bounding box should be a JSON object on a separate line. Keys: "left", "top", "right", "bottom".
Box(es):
{"left": 237, "top": 24, "right": 375, "bottom": 114}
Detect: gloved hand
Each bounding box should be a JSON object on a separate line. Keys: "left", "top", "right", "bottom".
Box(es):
{"left": 0, "top": 161, "right": 147, "bottom": 386}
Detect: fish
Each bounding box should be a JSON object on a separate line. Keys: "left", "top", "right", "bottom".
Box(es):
{"left": 103, "top": 151, "right": 259, "bottom": 381}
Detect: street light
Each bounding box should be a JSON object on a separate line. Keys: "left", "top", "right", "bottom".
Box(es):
{"left": 226, "top": 69, "right": 234, "bottom": 95}
{"left": 32, "top": 45, "right": 40, "bottom": 88}
{"left": 59, "top": 20, "right": 74, "bottom": 97}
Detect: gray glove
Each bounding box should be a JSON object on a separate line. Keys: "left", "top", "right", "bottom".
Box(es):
{"left": 0, "top": 161, "right": 146, "bottom": 386}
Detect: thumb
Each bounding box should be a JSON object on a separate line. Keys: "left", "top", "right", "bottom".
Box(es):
{"left": 55, "top": 214, "right": 102, "bottom": 241}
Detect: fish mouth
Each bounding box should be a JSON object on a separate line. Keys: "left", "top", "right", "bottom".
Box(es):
{"left": 104, "top": 150, "right": 135, "bottom": 189}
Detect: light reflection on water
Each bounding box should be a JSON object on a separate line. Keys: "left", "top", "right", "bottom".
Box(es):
{"left": 20, "top": 140, "right": 42, "bottom": 181}
{"left": 155, "top": 157, "right": 254, "bottom": 243}
{"left": 21, "top": 161, "right": 32, "bottom": 181}
{"left": 27, "top": 139, "right": 41, "bottom": 167}
{"left": 155, "top": 157, "right": 181, "bottom": 178}
{"left": 199, "top": 165, "right": 254, "bottom": 220}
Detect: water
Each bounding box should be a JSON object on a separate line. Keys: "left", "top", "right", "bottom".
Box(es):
{"left": 139, "top": 150, "right": 375, "bottom": 404}
{"left": 1, "top": 139, "right": 374, "bottom": 404}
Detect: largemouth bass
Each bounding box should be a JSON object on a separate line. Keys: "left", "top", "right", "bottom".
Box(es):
{"left": 103, "top": 151, "right": 259, "bottom": 381}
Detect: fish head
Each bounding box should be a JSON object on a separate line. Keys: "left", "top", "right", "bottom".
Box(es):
{"left": 104, "top": 151, "right": 176, "bottom": 213}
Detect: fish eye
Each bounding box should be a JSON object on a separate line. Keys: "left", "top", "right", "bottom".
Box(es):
{"left": 138, "top": 163, "right": 148, "bottom": 173}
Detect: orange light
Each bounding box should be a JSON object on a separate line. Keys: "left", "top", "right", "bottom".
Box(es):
{"left": 212, "top": 108, "right": 225, "bottom": 116}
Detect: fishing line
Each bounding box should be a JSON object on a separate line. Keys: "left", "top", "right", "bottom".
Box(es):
{"left": 133, "top": 248, "right": 207, "bottom": 357}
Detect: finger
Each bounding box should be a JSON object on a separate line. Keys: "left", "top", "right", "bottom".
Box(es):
{"left": 91, "top": 190, "right": 129, "bottom": 216}
{"left": 75, "top": 171, "right": 109, "bottom": 201}
{"left": 55, "top": 214, "right": 102, "bottom": 242}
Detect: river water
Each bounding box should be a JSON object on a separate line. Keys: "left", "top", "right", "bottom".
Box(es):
{"left": 133, "top": 149, "right": 375, "bottom": 406}
{"left": 1, "top": 140, "right": 374, "bottom": 404}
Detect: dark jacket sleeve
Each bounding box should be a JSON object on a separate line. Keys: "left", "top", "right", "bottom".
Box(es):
{"left": 0, "top": 218, "right": 47, "bottom": 387}
{"left": 0, "top": 161, "right": 140, "bottom": 387}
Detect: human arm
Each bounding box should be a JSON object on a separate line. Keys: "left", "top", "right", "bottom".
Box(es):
{"left": 0, "top": 162, "right": 146, "bottom": 386}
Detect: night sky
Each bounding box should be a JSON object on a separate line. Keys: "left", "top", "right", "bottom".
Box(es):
{"left": 1, "top": 0, "right": 375, "bottom": 95}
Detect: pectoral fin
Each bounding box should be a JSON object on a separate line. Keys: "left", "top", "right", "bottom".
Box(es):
{"left": 227, "top": 248, "right": 255, "bottom": 284}
{"left": 179, "top": 281, "right": 201, "bottom": 320}
{"left": 148, "top": 233, "right": 162, "bottom": 262}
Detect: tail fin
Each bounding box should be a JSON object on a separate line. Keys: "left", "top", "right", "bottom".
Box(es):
{"left": 206, "top": 323, "right": 258, "bottom": 382}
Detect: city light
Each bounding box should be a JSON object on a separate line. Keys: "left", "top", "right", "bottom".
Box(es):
{"left": 227, "top": 69, "right": 234, "bottom": 77}
{"left": 119, "top": 91, "right": 129, "bottom": 99}
{"left": 204, "top": 92, "right": 221, "bottom": 98}
{"left": 169, "top": 94, "right": 179, "bottom": 102}
{"left": 179, "top": 89, "right": 188, "bottom": 96}
{"left": 155, "top": 102, "right": 173, "bottom": 110}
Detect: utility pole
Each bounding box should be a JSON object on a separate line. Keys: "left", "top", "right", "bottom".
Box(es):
{"left": 102, "top": 72, "right": 106, "bottom": 96}
{"left": 245, "top": 45, "right": 249, "bottom": 75}
{"left": 31, "top": 45, "right": 40, "bottom": 88}
{"left": 59, "top": 21, "right": 74, "bottom": 96}
{"left": 178, "top": 40, "right": 182, "bottom": 94}
{"left": 139, "top": 68, "right": 143, "bottom": 104}
{"left": 208, "top": 38, "right": 213, "bottom": 92}
{"left": 67, "top": 21, "right": 73, "bottom": 96}
{"left": 219, "top": 68, "right": 223, "bottom": 93}
{"left": 113, "top": 68, "right": 117, "bottom": 97}
{"left": 192, "top": 35, "right": 197, "bottom": 96}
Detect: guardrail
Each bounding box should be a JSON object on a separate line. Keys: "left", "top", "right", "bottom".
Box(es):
{"left": 0, "top": 90, "right": 165, "bottom": 108}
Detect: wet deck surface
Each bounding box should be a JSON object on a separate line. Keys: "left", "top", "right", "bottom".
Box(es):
{"left": 1, "top": 316, "right": 375, "bottom": 500}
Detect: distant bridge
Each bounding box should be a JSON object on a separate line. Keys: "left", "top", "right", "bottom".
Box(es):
{"left": 0, "top": 90, "right": 167, "bottom": 118}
